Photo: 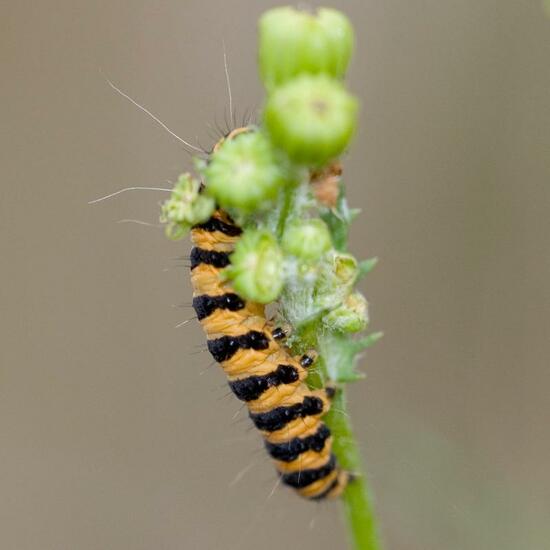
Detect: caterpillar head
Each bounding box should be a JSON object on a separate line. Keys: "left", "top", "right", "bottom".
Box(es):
{"left": 212, "top": 126, "right": 255, "bottom": 154}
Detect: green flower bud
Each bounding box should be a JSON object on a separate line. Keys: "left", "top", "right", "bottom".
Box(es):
{"left": 204, "top": 132, "right": 286, "bottom": 212}
{"left": 282, "top": 219, "right": 332, "bottom": 260}
{"left": 259, "top": 7, "right": 354, "bottom": 91}
{"left": 264, "top": 75, "right": 358, "bottom": 166}
{"left": 333, "top": 252, "right": 359, "bottom": 285}
{"left": 315, "top": 251, "right": 359, "bottom": 309}
{"left": 323, "top": 291, "right": 369, "bottom": 333}
{"left": 224, "top": 230, "right": 284, "bottom": 304}
{"left": 160, "top": 173, "right": 215, "bottom": 240}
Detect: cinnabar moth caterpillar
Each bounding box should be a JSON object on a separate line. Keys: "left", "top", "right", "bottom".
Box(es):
{"left": 189, "top": 141, "right": 350, "bottom": 498}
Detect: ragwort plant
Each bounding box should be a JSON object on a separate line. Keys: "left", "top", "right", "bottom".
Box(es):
{"left": 161, "top": 7, "right": 382, "bottom": 550}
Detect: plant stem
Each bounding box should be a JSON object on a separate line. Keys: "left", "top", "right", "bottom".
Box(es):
{"left": 276, "top": 183, "right": 295, "bottom": 240}
{"left": 279, "top": 178, "right": 382, "bottom": 550}
{"left": 324, "top": 388, "right": 382, "bottom": 550}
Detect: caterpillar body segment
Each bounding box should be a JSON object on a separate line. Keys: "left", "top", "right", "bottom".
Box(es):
{"left": 189, "top": 209, "right": 350, "bottom": 499}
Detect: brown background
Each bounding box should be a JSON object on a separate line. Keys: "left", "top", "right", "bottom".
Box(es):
{"left": 1, "top": 1, "right": 549, "bottom": 549}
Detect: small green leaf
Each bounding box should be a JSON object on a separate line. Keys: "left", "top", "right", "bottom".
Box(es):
{"left": 349, "top": 208, "right": 361, "bottom": 221}
{"left": 353, "top": 331, "right": 384, "bottom": 352}
{"left": 319, "top": 332, "right": 364, "bottom": 383}
{"left": 319, "top": 331, "right": 383, "bottom": 383}
{"left": 358, "top": 257, "right": 379, "bottom": 278}
{"left": 320, "top": 184, "right": 356, "bottom": 251}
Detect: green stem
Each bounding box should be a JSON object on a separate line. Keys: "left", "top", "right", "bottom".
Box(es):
{"left": 279, "top": 179, "right": 382, "bottom": 550}
{"left": 276, "top": 183, "right": 295, "bottom": 239}
{"left": 324, "top": 389, "right": 382, "bottom": 550}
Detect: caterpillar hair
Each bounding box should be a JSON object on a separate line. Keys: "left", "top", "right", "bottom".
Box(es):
{"left": 189, "top": 130, "right": 351, "bottom": 500}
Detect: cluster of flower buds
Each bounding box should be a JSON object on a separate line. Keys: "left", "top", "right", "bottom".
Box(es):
{"left": 315, "top": 251, "right": 369, "bottom": 334}
{"left": 160, "top": 6, "right": 371, "bottom": 339}
{"left": 260, "top": 7, "right": 358, "bottom": 167}
{"left": 160, "top": 173, "right": 215, "bottom": 240}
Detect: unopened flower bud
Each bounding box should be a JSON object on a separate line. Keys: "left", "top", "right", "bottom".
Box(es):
{"left": 264, "top": 74, "right": 358, "bottom": 166}
{"left": 316, "top": 251, "right": 359, "bottom": 309}
{"left": 323, "top": 292, "right": 369, "bottom": 333}
{"left": 160, "top": 173, "right": 215, "bottom": 240}
{"left": 282, "top": 219, "right": 332, "bottom": 261}
{"left": 333, "top": 252, "right": 359, "bottom": 285}
{"left": 224, "top": 230, "right": 284, "bottom": 304}
{"left": 259, "top": 7, "right": 354, "bottom": 91}
{"left": 204, "top": 132, "right": 286, "bottom": 212}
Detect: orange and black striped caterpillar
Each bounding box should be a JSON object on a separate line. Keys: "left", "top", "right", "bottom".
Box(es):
{"left": 189, "top": 160, "right": 351, "bottom": 499}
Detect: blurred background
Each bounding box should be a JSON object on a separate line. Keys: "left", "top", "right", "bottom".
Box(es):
{"left": 1, "top": 1, "right": 549, "bottom": 549}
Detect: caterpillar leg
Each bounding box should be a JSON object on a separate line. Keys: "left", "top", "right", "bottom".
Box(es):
{"left": 299, "top": 350, "right": 318, "bottom": 368}
{"left": 270, "top": 324, "right": 291, "bottom": 341}
{"left": 325, "top": 382, "right": 337, "bottom": 401}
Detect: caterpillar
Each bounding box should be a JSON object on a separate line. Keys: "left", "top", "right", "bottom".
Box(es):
{"left": 189, "top": 130, "right": 351, "bottom": 500}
